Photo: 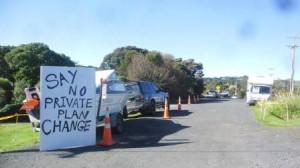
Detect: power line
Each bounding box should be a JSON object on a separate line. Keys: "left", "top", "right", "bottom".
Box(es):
{"left": 287, "top": 36, "right": 299, "bottom": 94}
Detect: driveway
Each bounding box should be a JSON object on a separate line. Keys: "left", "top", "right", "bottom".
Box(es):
{"left": 1, "top": 99, "right": 300, "bottom": 168}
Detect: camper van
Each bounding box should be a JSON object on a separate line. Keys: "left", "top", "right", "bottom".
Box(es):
{"left": 246, "top": 76, "right": 273, "bottom": 105}
{"left": 96, "top": 70, "right": 129, "bottom": 133}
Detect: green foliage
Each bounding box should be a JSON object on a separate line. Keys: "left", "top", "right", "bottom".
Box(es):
{"left": 0, "top": 78, "right": 12, "bottom": 91}
{"left": 269, "top": 94, "right": 300, "bottom": 120}
{"left": 100, "top": 46, "right": 148, "bottom": 70}
{"left": 145, "top": 52, "right": 163, "bottom": 65}
{"left": 251, "top": 105, "right": 300, "bottom": 127}
{"left": 0, "top": 104, "right": 22, "bottom": 118}
{"left": 251, "top": 94, "right": 300, "bottom": 128}
{"left": 100, "top": 46, "right": 204, "bottom": 100}
{"left": 5, "top": 43, "right": 75, "bottom": 86}
{"left": 0, "top": 78, "right": 13, "bottom": 108}
{"left": 251, "top": 95, "right": 300, "bottom": 127}
{"left": 1, "top": 43, "right": 75, "bottom": 104}
{"left": 0, "top": 46, "right": 14, "bottom": 79}
{"left": 0, "top": 88, "right": 6, "bottom": 108}
{"left": 13, "top": 79, "right": 30, "bottom": 103}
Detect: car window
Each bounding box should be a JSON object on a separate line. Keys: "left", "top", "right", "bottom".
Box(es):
{"left": 151, "top": 83, "right": 159, "bottom": 92}
{"left": 107, "top": 81, "right": 127, "bottom": 94}
{"left": 251, "top": 86, "right": 260, "bottom": 93}
{"left": 126, "top": 83, "right": 141, "bottom": 94}
{"left": 140, "top": 82, "right": 152, "bottom": 94}
{"left": 259, "top": 86, "right": 271, "bottom": 94}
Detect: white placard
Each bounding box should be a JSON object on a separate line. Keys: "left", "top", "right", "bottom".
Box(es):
{"left": 40, "top": 66, "right": 96, "bottom": 151}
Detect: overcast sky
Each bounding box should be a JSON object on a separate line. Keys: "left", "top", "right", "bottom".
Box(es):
{"left": 1, "top": 0, "right": 300, "bottom": 79}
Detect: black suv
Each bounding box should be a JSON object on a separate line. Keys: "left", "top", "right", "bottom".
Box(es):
{"left": 125, "top": 81, "right": 168, "bottom": 115}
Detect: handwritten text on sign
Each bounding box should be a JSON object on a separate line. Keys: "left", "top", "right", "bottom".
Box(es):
{"left": 40, "top": 66, "right": 96, "bottom": 151}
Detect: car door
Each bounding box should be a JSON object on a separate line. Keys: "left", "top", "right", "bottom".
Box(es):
{"left": 150, "top": 83, "right": 164, "bottom": 104}
{"left": 96, "top": 80, "right": 128, "bottom": 116}
{"left": 126, "top": 83, "right": 143, "bottom": 111}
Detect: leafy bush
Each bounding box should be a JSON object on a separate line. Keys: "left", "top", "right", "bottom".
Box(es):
{"left": 0, "top": 88, "right": 6, "bottom": 108}
{"left": 0, "top": 78, "right": 13, "bottom": 108}
{"left": 0, "top": 103, "right": 22, "bottom": 118}
{"left": 13, "top": 79, "right": 29, "bottom": 103}
{"left": 0, "top": 78, "right": 12, "bottom": 90}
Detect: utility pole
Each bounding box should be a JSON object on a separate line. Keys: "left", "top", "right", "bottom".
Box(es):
{"left": 287, "top": 36, "right": 299, "bottom": 94}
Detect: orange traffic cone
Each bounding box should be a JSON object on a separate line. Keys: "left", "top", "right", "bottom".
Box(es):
{"left": 177, "top": 96, "right": 181, "bottom": 112}
{"left": 188, "top": 95, "right": 191, "bottom": 104}
{"left": 163, "top": 98, "right": 170, "bottom": 119}
{"left": 97, "top": 107, "right": 116, "bottom": 146}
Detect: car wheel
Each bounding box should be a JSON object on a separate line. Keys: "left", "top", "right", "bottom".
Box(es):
{"left": 150, "top": 100, "right": 156, "bottom": 115}
{"left": 122, "top": 106, "right": 128, "bottom": 119}
{"left": 112, "top": 114, "right": 123, "bottom": 134}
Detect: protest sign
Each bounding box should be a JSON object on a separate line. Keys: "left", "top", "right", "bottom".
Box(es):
{"left": 40, "top": 66, "right": 96, "bottom": 151}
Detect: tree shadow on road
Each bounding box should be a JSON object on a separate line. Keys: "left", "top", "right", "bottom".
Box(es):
{"left": 197, "top": 98, "right": 230, "bottom": 104}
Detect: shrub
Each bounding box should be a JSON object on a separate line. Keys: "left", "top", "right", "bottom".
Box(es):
{"left": 0, "top": 78, "right": 13, "bottom": 108}
{"left": 0, "top": 103, "right": 22, "bottom": 118}
{"left": 0, "top": 78, "right": 13, "bottom": 90}
{"left": 0, "top": 88, "right": 6, "bottom": 108}
{"left": 13, "top": 79, "right": 30, "bottom": 103}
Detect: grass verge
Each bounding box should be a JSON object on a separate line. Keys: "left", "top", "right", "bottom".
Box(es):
{"left": 0, "top": 123, "right": 39, "bottom": 152}
{"left": 251, "top": 106, "right": 300, "bottom": 127}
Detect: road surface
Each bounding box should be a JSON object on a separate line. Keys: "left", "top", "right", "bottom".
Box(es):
{"left": 1, "top": 98, "right": 300, "bottom": 168}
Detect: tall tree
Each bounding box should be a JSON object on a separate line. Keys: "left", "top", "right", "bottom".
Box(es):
{"left": 0, "top": 46, "right": 14, "bottom": 80}
{"left": 4, "top": 43, "right": 75, "bottom": 102}
{"left": 100, "top": 46, "right": 205, "bottom": 100}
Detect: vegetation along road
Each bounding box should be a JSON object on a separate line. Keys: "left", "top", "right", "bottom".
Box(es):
{"left": 1, "top": 98, "right": 300, "bottom": 168}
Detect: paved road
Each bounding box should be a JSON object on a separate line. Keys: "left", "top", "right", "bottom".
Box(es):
{"left": 1, "top": 99, "right": 300, "bottom": 168}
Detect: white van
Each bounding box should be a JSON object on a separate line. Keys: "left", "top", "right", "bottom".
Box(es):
{"left": 246, "top": 76, "right": 273, "bottom": 105}
{"left": 95, "top": 70, "right": 129, "bottom": 133}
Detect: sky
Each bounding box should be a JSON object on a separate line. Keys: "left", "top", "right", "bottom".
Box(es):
{"left": 1, "top": 0, "right": 300, "bottom": 80}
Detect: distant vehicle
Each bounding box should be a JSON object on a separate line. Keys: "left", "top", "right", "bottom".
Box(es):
{"left": 231, "top": 95, "right": 239, "bottom": 99}
{"left": 246, "top": 76, "right": 273, "bottom": 105}
{"left": 206, "top": 90, "right": 220, "bottom": 98}
{"left": 125, "top": 81, "right": 168, "bottom": 115}
{"left": 220, "top": 91, "right": 230, "bottom": 98}
{"left": 96, "top": 70, "right": 129, "bottom": 133}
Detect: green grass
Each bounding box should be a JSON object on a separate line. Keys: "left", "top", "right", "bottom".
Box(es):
{"left": 251, "top": 106, "right": 300, "bottom": 127}
{"left": 0, "top": 123, "right": 39, "bottom": 152}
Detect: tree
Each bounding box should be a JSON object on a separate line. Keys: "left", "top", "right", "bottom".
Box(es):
{"left": 0, "top": 46, "right": 14, "bottom": 80}
{"left": 100, "top": 46, "right": 205, "bottom": 101}
{"left": 0, "top": 77, "right": 13, "bottom": 108}
{"left": 100, "top": 46, "right": 148, "bottom": 70}
{"left": 4, "top": 43, "right": 75, "bottom": 103}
